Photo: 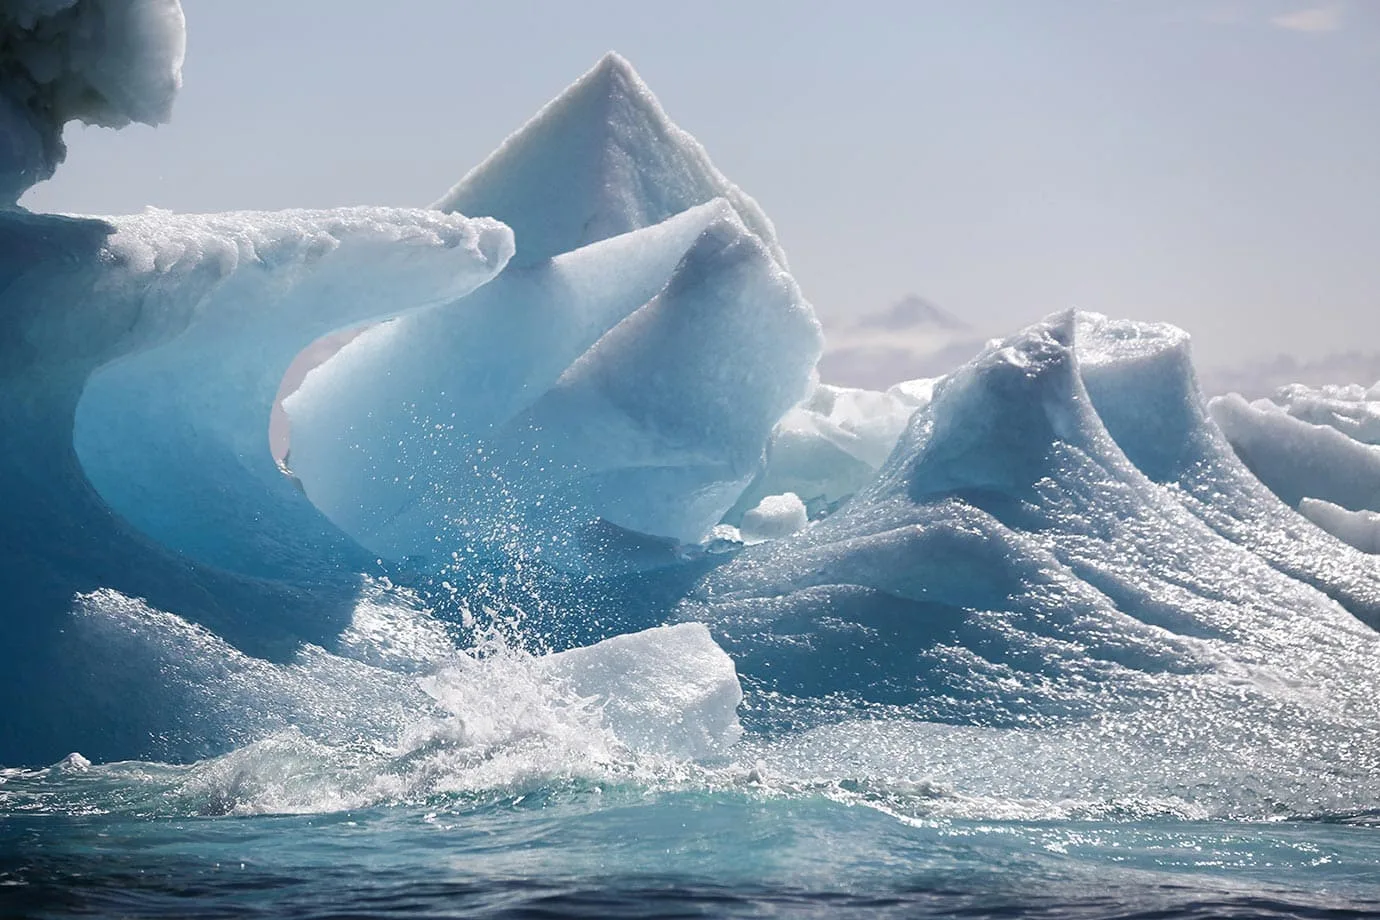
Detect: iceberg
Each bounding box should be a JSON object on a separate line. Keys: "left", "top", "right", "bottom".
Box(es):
{"left": 2, "top": 0, "right": 185, "bottom": 205}
{"left": 13, "top": 36, "right": 1380, "bottom": 916}
{"left": 682, "top": 313, "right": 1380, "bottom": 720}
{"left": 285, "top": 62, "right": 821, "bottom": 568}
{"left": 5, "top": 41, "right": 1380, "bottom": 837}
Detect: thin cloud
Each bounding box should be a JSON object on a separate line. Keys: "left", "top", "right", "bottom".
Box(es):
{"left": 1271, "top": 4, "right": 1344, "bottom": 33}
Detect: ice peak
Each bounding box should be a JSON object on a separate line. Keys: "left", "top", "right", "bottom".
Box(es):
{"left": 433, "top": 53, "right": 786, "bottom": 269}
{"left": 585, "top": 50, "right": 642, "bottom": 92}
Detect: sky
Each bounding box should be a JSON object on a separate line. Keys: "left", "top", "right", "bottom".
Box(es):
{"left": 21, "top": 0, "right": 1380, "bottom": 381}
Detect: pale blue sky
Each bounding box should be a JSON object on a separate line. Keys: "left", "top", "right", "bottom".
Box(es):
{"left": 22, "top": 1, "right": 1380, "bottom": 371}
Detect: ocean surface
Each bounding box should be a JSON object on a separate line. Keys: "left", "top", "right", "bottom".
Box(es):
{"left": 8, "top": 783, "right": 1380, "bottom": 918}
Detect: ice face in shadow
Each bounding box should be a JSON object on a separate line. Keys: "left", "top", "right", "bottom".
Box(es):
{"left": 433, "top": 52, "right": 786, "bottom": 269}
{"left": 0, "top": 208, "right": 510, "bottom": 763}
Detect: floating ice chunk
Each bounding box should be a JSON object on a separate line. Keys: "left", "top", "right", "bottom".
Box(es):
{"left": 1300, "top": 498, "right": 1380, "bottom": 555}
{"left": 738, "top": 493, "right": 808, "bottom": 543}
{"left": 53, "top": 751, "right": 91, "bottom": 772}
{"left": 433, "top": 52, "right": 786, "bottom": 268}
{"left": 540, "top": 622, "right": 743, "bottom": 760}
{"left": 2, "top": 0, "right": 185, "bottom": 204}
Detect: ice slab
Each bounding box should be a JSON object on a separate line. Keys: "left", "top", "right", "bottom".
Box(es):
{"left": 62, "top": 586, "right": 741, "bottom": 772}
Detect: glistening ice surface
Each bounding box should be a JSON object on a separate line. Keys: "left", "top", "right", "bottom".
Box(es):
{"left": 6, "top": 42, "right": 1380, "bottom": 919}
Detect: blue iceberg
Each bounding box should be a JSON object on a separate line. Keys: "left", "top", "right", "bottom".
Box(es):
{"left": 7, "top": 29, "right": 1380, "bottom": 917}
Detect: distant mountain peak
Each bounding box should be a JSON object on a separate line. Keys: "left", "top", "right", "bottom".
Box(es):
{"left": 856, "top": 295, "right": 969, "bottom": 333}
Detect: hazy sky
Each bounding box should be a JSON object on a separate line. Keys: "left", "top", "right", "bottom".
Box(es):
{"left": 22, "top": 1, "right": 1380, "bottom": 372}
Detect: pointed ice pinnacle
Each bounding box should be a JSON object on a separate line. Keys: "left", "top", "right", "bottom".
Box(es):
{"left": 433, "top": 52, "right": 787, "bottom": 269}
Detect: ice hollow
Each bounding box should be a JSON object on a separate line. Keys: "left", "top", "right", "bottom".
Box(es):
{"left": 67, "top": 208, "right": 513, "bottom": 578}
